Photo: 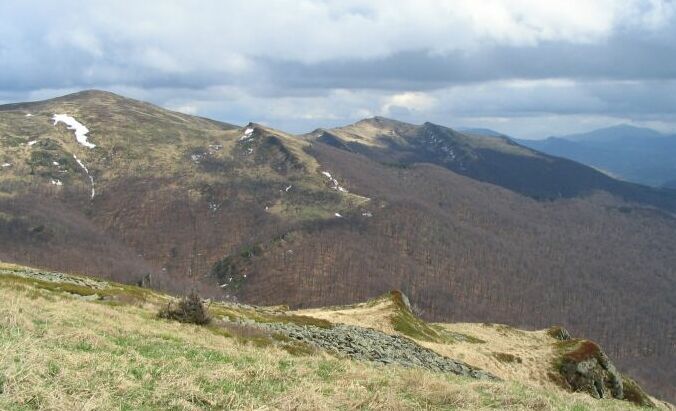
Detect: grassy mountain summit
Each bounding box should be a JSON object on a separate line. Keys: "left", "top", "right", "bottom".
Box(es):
{"left": 1, "top": 91, "right": 675, "bottom": 402}
{"left": 1, "top": 262, "right": 672, "bottom": 410}
{"left": 312, "top": 117, "right": 676, "bottom": 209}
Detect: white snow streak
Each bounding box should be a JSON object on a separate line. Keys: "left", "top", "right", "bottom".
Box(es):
{"left": 1, "top": 163, "right": 11, "bottom": 167}
{"left": 73, "top": 154, "right": 95, "bottom": 199}
{"left": 321, "top": 171, "right": 348, "bottom": 193}
{"left": 27, "top": 140, "right": 37, "bottom": 146}
{"left": 285, "top": 185, "right": 292, "bottom": 192}
{"left": 52, "top": 114, "right": 96, "bottom": 148}
{"left": 334, "top": 213, "right": 343, "bottom": 218}
{"left": 25, "top": 113, "right": 32, "bottom": 117}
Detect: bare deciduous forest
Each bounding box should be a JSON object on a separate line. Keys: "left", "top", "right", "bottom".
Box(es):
{"left": 1, "top": 93, "right": 674, "bottom": 401}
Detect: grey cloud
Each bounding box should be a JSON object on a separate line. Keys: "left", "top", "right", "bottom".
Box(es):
{"left": 2, "top": 0, "right": 676, "bottom": 137}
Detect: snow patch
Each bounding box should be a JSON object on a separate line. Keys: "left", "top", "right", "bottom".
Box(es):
{"left": 321, "top": 170, "right": 348, "bottom": 193}
{"left": 27, "top": 140, "right": 37, "bottom": 146}
{"left": 52, "top": 161, "right": 59, "bottom": 166}
{"left": 50, "top": 179, "right": 63, "bottom": 186}
{"left": 52, "top": 114, "right": 96, "bottom": 148}
{"left": 334, "top": 213, "right": 343, "bottom": 218}
{"left": 25, "top": 113, "right": 32, "bottom": 117}
{"left": 362, "top": 211, "right": 373, "bottom": 217}
{"left": 285, "top": 185, "right": 292, "bottom": 192}
{"left": 73, "top": 154, "right": 95, "bottom": 199}
{"left": 240, "top": 127, "right": 255, "bottom": 141}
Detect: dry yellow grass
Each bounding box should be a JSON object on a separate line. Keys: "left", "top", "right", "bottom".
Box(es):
{"left": 294, "top": 295, "right": 674, "bottom": 411}
{"left": 0, "top": 265, "right": 670, "bottom": 410}
{"left": 295, "top": 298, "right": 560, "bottom": 387}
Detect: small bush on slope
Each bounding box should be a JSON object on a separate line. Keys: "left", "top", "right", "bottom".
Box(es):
{"left": 158, "top": 291, "right": 211, "bottom": 325}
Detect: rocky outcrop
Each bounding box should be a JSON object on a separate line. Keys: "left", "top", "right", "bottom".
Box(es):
{"left": 556, "top": 340, "right": 654, "bottom": 407}
{"left": 0, "top": 265, "right": 109, "bottom": 289}
{"left": 547, "top": 326, "right": 572, "bottom": 341}
{"left": 261, "top": 322, "right": 497, "bottom": 380}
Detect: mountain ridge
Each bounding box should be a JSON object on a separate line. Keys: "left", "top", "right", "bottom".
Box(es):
{"left": 1, "top": 90, "right": 675, "bottom": 402}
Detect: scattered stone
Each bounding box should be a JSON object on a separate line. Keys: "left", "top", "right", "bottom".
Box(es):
{"left": 259, "top": 322, "right": 497, "bottom": 380}
{"left": 0, "top": 266, "right": 109, "bottom": 289}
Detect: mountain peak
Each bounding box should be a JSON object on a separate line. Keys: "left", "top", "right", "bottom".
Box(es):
{"left": 355, "top": 116, "right": 413, "bottom": 128}
{"left": 49, "top": 89, "right": 131, "bottom": 104}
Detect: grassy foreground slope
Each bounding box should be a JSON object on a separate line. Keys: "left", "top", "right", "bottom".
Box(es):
{"left": 0, "top": 263, "right": 671, "bottom": 411}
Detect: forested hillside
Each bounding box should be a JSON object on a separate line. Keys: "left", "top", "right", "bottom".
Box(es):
{"left": 0, "top": 91, "right": 674, "bottom": 401}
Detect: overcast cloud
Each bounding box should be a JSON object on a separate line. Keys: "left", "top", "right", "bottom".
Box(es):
{"left": 1, "top": 0, "right": 675, "bottom": 138}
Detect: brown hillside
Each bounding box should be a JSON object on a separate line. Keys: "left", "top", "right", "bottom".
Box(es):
{"left": 0, "top": 91, "right": 674, "bottom": 401}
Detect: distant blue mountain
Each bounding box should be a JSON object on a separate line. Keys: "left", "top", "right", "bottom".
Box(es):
{"left": 552, "top": 124, "right": 665, "bottom": 142}
{"left": 516, "top": 125, "right": 676, "bottom": 187}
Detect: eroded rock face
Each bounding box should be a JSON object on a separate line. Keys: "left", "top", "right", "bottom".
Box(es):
{"left": 557, "top": 340, "right": 654, "bottom": 407}
{"left": 260, "top": 322, "right": 497, "bottom": 380}
{"left": 559, "top": 342, "right": 622, "bottom": 399}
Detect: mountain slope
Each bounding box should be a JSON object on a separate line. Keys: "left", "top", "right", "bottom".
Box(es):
{"left": 0, "top": 90, "right": 362, "bottom": 292}
{"left": 226, "top": 140, "right": 676, "bottom": 401}
{"left": 1, "top": 263, "right": 671, "bottom": 410}
{"left": 309, "top": 118, "right": 676, "bottom": 210}
{"left": 1, "top": 92, "right": 675, "bottom": 402}
{"left": 517, "top": 125, "right": 676, "bottom": 187}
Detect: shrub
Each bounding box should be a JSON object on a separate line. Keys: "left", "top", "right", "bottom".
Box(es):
{"left": 158, "top": 292, "right": 211, "bottom": 325}
{"left": 547, "top": 326, "right": 571, "bottom": 341}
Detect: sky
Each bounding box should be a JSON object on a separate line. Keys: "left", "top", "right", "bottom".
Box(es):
{"left": 1, "top": 0, "right": 676, "bottom": 139}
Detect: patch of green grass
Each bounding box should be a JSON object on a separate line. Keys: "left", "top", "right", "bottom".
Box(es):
{"left": 0, "top": 267, "right": 166, "bottom": 308}
{"left": 74, "top": 339, "right": 95, "bottom": 352}
{"left": 388, "top": 290, "right": 475, "bottom": 345}
{"left": 388, "top": 291, "right": 443, "bottom": 342}
{"left": 197, "top": 374, "right": 290, "bottom": 403}
{"left": 430, "top": 324, "right": 486, "bottom": 344}
{"left": 46, "top": 361, "right": 60, "bottom": 378}
{"left": 110, "top": 334, "right": 233, "bottom": 364}
{"left": 316, "top": 359, "right": 344, "bottom": 382}
{"left": 277, "top": 359, "right": 293, "bottom": 372}
{"left": 0, "top": 274, "right": 99, "bottom": 297}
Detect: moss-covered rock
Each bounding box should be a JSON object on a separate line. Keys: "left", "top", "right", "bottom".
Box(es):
{"left": 554, "top": 339, "right": 655, "bottom": 407}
